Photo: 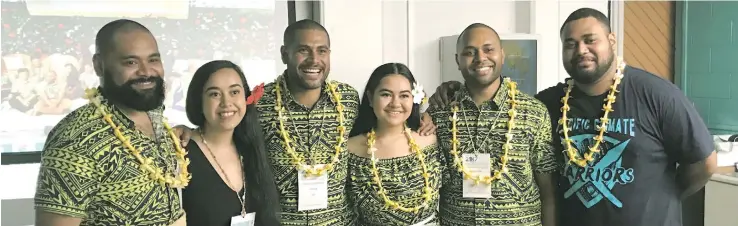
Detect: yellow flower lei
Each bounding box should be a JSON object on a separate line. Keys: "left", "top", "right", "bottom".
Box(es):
{"left": 366, "top": 127, "right": 433, "bottom": 213}
{"left": 449, "top": 77, "right": 518, "bottom": 185}
{"left": 84, "top": 88, "right": 191, "bottom": 188}
{"left": 560, "top": 58, "right": 626, "bottom": 167}
{"left": 274, "top": 76, "right": 346, "bottom": 176}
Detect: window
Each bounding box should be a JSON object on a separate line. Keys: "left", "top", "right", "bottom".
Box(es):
{"left": 0, "top": 0, "right": 311, "bottom": 166}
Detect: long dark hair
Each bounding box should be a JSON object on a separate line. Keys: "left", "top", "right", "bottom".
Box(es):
{"left": 349, "top": 63, "right": 421, "bottom": 137}
{"left": 185, "top": 60, "right": 280, "bottom": 225}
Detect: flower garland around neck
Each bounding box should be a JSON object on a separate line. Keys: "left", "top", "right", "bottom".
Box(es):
{"left": 366, "top": 126, "right": 433, "bottom": 213}
{"left": 560, "top": 57, "right": 626, "bottom": 167}
{"left": 449, "top": 77, "right": 518, "bottom": 185}
{"left": 274, "top": 75, "right": 346, "bottom": 176}
{"left": 84, "top": 88, "right": 191, "bottom": 188}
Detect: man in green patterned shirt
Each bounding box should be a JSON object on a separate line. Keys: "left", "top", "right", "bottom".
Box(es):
{"left": 34, "top": 20, "right": 187, "bottom": 226}
{"left": 426, "top": 23, "right": 558, "bottom": 226}
{"left": 255, "top": 19, "right": 360, "bottom": 225}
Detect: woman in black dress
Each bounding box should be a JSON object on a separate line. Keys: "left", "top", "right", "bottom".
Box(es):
{"left": 182, "top": 60, "right": 280, "bottom": 226}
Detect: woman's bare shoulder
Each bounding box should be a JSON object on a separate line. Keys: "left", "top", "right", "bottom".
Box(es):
{"left": 347, "top": 134, "right": 370, "bottom": 157}
{"left": 412, "top": 131, "right": 437, "bottom": 148}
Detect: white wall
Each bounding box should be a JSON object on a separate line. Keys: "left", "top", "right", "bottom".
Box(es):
{"left": 321, "top": 0, "right": 609, "bottom": 96}
{"left": 0, "top": 1, "right": 612, "bottom": 225}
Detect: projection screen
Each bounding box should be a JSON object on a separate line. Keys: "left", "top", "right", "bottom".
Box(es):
{"left": 0, "top": 0, "right": 289, "bottom": 161}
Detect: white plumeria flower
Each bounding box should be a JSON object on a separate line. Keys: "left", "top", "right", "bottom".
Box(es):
{"left": 412, "top": 83, "right": 425, "bottom": 104}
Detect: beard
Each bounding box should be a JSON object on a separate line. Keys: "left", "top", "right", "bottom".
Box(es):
{"left": 565, "top": 53, "right": 614, "bottom": 85}
{"left": 100, "top": 71, "right": 165, "bottom": 112}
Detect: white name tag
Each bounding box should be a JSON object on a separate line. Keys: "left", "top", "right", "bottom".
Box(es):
{"left": 230, "top": 212, "right": 256, "bottom": 226}
{"left": 409, "top": 214, "right": 435, "bottom": 226}
{"left": 297, "top": 165, "right": 329, "bottom": 211}
{"left": 462, "top": 153, "right": 492, "bottom": 198}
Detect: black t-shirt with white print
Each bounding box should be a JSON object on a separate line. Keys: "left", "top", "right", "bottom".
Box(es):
{"left": 535, "top": 66, "right": 714, "bottom": 226}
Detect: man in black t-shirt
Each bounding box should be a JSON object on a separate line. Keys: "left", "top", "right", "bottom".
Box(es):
{"left": 534, "top": 8, "right": 718, "bottom": 226}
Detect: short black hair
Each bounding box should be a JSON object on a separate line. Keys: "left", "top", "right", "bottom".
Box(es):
{"left": 560, "top": 7, "right": 611, "bottom": 35}
{"left": 95, "top": 19, "right": 152, "bottom": 56}
{"left": 456, "top": 23, "right": 500, "bottom": 49}
{"left": 283, "top": 19, "right": 330, "bottom": 47}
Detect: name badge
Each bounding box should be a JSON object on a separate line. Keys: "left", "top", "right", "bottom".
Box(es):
{"left": 462, "top": 153, "right": 492, "bottom": 198}
{"left": 230, "top": 212, "right": 256, "bottom": 226}
{"left": 297, "top": 164, "right": 329, "bottom": 211}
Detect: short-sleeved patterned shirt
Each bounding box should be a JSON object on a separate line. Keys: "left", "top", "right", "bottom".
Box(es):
{"left": 256, "top": 77, "right": 359, "bottom": 226}
{"left": 428, "top": 79, "right": 557, "bottom": 226}
{"left": 34, "top": 98, "right": 184, "bottom": 225}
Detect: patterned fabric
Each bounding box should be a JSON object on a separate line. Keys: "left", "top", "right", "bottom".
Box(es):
{"left": 428, "top": 79, "right": 557, "bottom": 226}
{"left": 34, "top": 98, "right": 184, "bottom": 226}
{"left": 256, "top": 77, "right": 360, "bottom": 226}
{"left": 347, "top": 144, "right": 443, "bottom": 226}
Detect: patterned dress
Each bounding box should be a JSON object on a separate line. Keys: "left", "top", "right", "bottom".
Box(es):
{"left": 348, "top": 144, "right": 443, "bottom": 226}
{"left": 428, "top": 78, "right": 557, "bottom": 226}
{"left": 256, "top": 76, "right": 359, "bottom": 226}
{"left": 34, "top": 98, "right": 184, "bottom": 225}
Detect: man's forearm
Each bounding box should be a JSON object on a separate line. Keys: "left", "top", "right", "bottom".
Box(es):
{"left": 676, "top": 163, "right": 714, "bottom": 199}
{"left": 535, "top": 172, "right": 558, "bottom": 226}
{"left": 541, "top": 197, "right": 557, "bottom": 226}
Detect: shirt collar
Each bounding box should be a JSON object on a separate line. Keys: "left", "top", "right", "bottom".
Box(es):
{"left": 456, "top": 76, "right": 509, "bottom": 109}
{"left": 276, "top": 71, "right": 330, "bottom": 108}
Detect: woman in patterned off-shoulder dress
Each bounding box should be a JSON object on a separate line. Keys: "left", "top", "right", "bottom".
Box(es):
{"left": 347, "top": 63, "right": 444, "bottom": 226}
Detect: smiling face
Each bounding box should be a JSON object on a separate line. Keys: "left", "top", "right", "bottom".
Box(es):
{"left": 456, "top": 27, "right": 505, "bottom": 87}
{"left": 201, "top": 68, "right": 247, "bottom": 131}
{"left": 281, "top": 29, "right": 331, "bottom": 90}
{"left": 561, "top": 16, "right": 616, "bottom": 84}
{"left": 97, "top": 29, "right": 165, "bottom": 111}
{"left": 371, "top": 74, "right": 414, "bottom": 128}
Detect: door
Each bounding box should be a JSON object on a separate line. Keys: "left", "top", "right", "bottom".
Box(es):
{"left": 676, "top": 1, "right": 738, "bottom": 135}
{"left": 622, "top": 1, "right": 674, "bottom": 82}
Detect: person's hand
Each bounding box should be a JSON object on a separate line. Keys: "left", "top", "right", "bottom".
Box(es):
{"left": 429, "top": 81, "right": 462, "bottom": 108}
{"left": 418, "top": 112, "right": 436, "bottom": 136}
{"left": 172, "top": 125, "right": 193, "bottom": 147}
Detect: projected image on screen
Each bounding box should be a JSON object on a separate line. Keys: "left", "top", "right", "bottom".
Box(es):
{"left": 0, "top": 0, "right": 288, "bottom": 154}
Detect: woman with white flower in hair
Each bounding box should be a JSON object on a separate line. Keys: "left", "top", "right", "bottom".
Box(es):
{"left": 346, "top": 63, "right": 443, "bottom": 226}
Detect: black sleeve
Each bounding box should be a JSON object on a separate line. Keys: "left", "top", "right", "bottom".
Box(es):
{"left": 659, "top": 86, "right": 715, "bottom": 164}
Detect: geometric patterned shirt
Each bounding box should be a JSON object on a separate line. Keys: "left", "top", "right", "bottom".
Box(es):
{"left": 428, "top": 79, "right": 557, "bottom": 226}
{"left": 34, "top": 97, "right": 184, "bottom": 225}
{"left": 256, "top": 76, "right": 359, "bottom": 226}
